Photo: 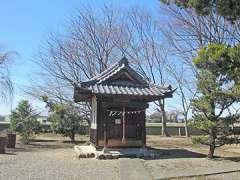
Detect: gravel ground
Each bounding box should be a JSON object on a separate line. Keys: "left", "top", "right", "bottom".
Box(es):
{"left": 0, "top": 145, "right": 119, "bottom": 180}
{"left": 1, "top": 135, "right": 240, "bottom": 180}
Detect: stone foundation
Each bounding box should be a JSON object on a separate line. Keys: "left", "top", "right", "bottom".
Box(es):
{"left": 74, "top": 145, "right": 160, "bottom": 160}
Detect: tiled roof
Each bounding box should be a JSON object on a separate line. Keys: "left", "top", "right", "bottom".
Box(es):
{"left": 75, "top": 57, "right": 174, "bottom": 100}
{"left": 84, "top": 84, "right": 171, "bottom": 96}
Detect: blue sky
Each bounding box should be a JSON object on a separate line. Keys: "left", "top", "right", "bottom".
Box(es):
{"left": 0, "top": 0, "right": 163, "bottom": 115}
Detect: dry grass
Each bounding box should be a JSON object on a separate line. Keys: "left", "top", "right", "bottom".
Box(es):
{"left": 12, "top": 134, "right": 240, "bottom": 159}
{"left": 145, "top": 135, "right": 240, "bottom": 179}
{"left": 18, "top": 134, "right": 240, "bottom": 158}
{"left": 147, "top": 135, "right": 240, "bottom": 158}
{"left": 16, "top": 133, "right": 89, "bottom": 144}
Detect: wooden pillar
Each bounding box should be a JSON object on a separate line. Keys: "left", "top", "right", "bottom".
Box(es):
{"left": 103, "top": 106, "right": 108, "bottom": 148}
{"left": 142, "top": 110, "right": 146, "bottom": 147}
{"left": 90, "top": 96, "right": 98, "bottom": 146}
{"left": 104, "top": 123, "right": 107, "bottom": 147}
{"left": 95, "top": 99, "right": 99, "bottom": 147}
{"left": 122, "top": 107, "right": 126, "bottom": 143}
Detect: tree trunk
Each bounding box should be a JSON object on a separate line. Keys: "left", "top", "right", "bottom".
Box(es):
{"left": 161, "top": 110, "right": 169, "bottom": 136}
{"left": 207, "top": 128, "right": 216, "bottom": 159}
{"left": 159, "top": 100, "right": 169, "bottom": 137}
{"left": 184, "top": 115, "right": 190, "bottom": 137}
{"left": 70, "top": 130, "right": 75, "bottom": 143}
{"left": 208, "top": 144, "right": 215, "bottom": 159}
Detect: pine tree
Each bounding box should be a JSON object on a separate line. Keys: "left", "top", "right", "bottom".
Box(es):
{"left": 190, "top": 44, "right": 240, "bottom": 158}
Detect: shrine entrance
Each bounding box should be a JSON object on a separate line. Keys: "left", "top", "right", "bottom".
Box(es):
{"left": 107, "top": 107, "right": 145, "bottom": 143}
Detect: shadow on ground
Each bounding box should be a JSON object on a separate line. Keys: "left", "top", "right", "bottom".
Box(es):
{"left": 117, "top": 146, "right": 207, "bottom": 160}
{"left": 7, "top": 138, "right": 87, "bottom": 153}
{"left": 138, "top": 147, "right": 240, "bottom": 162}
{"left": 62, "top": 140, "right": 87, "bottom": 144}
{"left": 152, "top": 147, "right": 205, "bottom": 159}
{"left": 223, "top": 157, "right": 240, "bottom": 162}
{"left": 31, "top": 139, "right": 58, "bottom": 143}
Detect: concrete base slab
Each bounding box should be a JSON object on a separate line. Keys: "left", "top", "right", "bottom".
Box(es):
{"left": 74, "top": 145, "right": 159, "bottom": 159}
{"left": 107, "top": 147, "right": 158, "bottom": 158}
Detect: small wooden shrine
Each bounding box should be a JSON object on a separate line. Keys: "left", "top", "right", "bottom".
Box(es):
{"left": 74, "top": 57, "right": 174, "bottom": 148}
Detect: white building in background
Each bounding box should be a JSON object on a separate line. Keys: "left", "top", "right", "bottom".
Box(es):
{"left": 0, "top": 115, "right": 10, "bottom": 122}
{"left": 0, "top": 115, "right": 5, "bottom": 121}
{"left": 0, "top": 115, "right": 49, "bottom": 124}
{"left": 37, "top": 115, "right": 49, "bottom": 124}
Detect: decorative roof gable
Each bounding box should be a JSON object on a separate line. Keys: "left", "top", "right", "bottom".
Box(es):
{"left": 81, "top": 57, "right": 148, "bottom": 87}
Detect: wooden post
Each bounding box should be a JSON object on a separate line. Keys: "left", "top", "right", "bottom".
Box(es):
{"left": 104, "top": 122, "right": 107, "bottom": 148}
{"left": 103, "top": 106, "right": 108, "bottom": 148}
{"left": 122, "top": 107, "right": 126, "bottom": 143}
{"left": 142, "top": 110, "right": 146, "bottom": 147}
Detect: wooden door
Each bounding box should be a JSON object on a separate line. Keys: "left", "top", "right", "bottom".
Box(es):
{"left": 125, "top": 112, "right": 143, "bottom": 139}
{"left": 108, "top": 113, "right": 123, "bottom": 139}
{"left": 107, "top": 111, "right": 143, "bottom": 140}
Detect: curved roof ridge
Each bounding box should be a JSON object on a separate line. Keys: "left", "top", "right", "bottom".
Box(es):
{"left": 89, "top": 61, "right": 120, "bottom": 81}
{"left": 81, "top": 57, "right": 128, "bottom": 86}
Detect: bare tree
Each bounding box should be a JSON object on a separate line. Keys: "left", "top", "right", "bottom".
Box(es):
{"left": 26, "top": 5, "right": 128, "bottom": 124}
{"left": 155, "top": 4, "right": 240, "bottom": 137}
{"left": 160, "top": 4, "right": 240, "bottom": 64}
{"left": 28, "top": 5, "right": 205, "bottom": 139}
{"left": 166, "top": 62, "right": 197, "bottom": 137}
{"left": 121, "top": 9, "right": 172, "bottom": 136}
{"left": 0, "top": 48, "right": 14, "bottom": 102}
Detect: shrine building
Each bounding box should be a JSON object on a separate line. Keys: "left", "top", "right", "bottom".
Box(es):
{"left": 74, "top": 57, "right": 174, "bottom": 148}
